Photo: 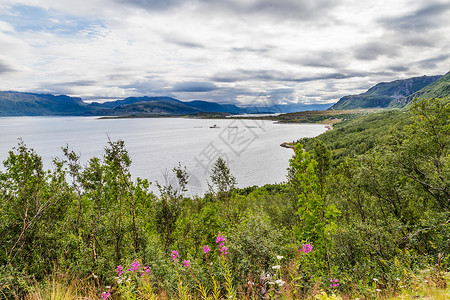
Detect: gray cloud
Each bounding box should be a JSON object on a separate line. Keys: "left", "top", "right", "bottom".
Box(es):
{"left": 35, "top": 80, "right": 99, "bottom": 95}
{"left": 215, "top": 0, "right": 337, "bottom": 21}
{"left": 0, "top": 60, "right": 16, "bottom": 74}
{"left": 119, "top": 79, "right": 169, "bottom": 95}
{"left": 388, "top": 65, "right": 410, "bottom": 72}
{"left": 284, "top": 51, "right": 346, "bottom": 69}
{"left": 118, "top": 0, "right": 338, "bottom": 22}
{"left": 230, "top": 46, "right": 271, "bottom": 53}
{"left": 164, "top": 37, "right": 204, "bottom": 48}
{"left": 53, "top": 80, "right": 98, "bottom": 87}
{"left": 354, "top": 42, "right": 398, "bottom": 61}
{"left": 379, "top": 1, "right": 450, "bottom": 32}
{"left": 212, "top": 69, "right": 376, "bottom": 84}
{"left": 115, "top": 0, "right": 183, "bottom": 11}
{"left": 401, "top": 35, "right": 438, "bottom": 47}
{"left": 268, "top": 88, "right": 295, "bottom": 103}
{"left": 415, "top": 54, "right": 450, "bottom": 69}
{"left": 172, "top": 81, "right": 218, "bottom": 92}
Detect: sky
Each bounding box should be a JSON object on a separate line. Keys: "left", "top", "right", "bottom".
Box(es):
{"left": 0, "top": 0, "right": 449, "bottom": 105}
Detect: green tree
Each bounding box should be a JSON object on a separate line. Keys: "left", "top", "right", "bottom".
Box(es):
{"left": 288, "top": 143, "right": 339, "bottom": 273}
{"left": 208, "top": 157, "right": 236, "bottom": 208}
{"left": 399, "top": 97, "right": 449, "bottom": 209}
{"left": 155, "top": 163, "right": 189, "bottom": 252}
{"left": 0, "top": 141, "right": 70, "bottom": 277}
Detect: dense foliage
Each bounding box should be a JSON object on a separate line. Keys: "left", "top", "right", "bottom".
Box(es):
{"left": 0, "top": 98, "right": 448, "bottom": 299}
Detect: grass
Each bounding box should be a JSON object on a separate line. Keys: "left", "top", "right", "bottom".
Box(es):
{"left": 22, "top": 271, "right": 101, "bottom": 300}
{"left": 18, "top": 270, "right": 448, "bottom": 300}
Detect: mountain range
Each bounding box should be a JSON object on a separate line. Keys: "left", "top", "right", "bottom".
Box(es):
{"left": 389, "top": 70, "right": 450, "bottom": 107}
{"left": 329, "top": 74, "right": 443, "bottom": 110}
{"left": 0, "top": 92, "right": 331, "bottom": 116}
{"left": 1, "top": 70, "right": 449, "bottom": 116}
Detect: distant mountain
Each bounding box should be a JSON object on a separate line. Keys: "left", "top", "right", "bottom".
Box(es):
{"left": 88, "top": 98, "right": 244, "bottom": 116}
{"left": 89, "top": 96, "right": 182, "bottom": 109}
{"left": 0, "top": 91, "right": 89, "bottom": 116}
{"left": 329, "top": 75, "right": 442, "bottom": 110}
{"left": 88, "top": 100, "right": 203, "bottom": 116}
{"left": 0, "top": 91, "right": 336, "bottom": 116}
{"left": 390, "top": 71, "right": 450, "bottom": 107}
{"left": 186, "top": 100, "right": 242, "bottom": 114}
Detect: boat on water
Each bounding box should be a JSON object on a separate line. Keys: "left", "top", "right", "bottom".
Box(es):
{"left": 209, "top": 124, "right": 220, "bottom": 128}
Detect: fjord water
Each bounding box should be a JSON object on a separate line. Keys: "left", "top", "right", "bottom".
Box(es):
{"left": 0, "top": 117, "right": 326, "bottom": 195}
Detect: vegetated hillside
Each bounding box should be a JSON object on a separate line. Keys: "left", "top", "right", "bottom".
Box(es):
{"left": 89, "top": 100, "right": 203, "bottom": 116}
{"left": 299, "top": 109, "right": 410, "bottom": 165}
{"left": 330, "top": 75, "right": 442, "bottom": 110}
{"left": 243, "top": 102, "right": 333, "bottom": 113}
{"left": 89, "top": 96, "right": 183, "bottom": 109}
{"left": 0, "top": 93, "right": 244, "bottom": 116}
{"left": 0, "top": 90, "right": 336, "bottom": 116}
{"left": 390, "top": 70, "right": 450, "bottom": 107}
{"left": 185, "top": 100, "right": 243, "bottom": 114}
{"left": 0, "top": 91, "right": 90, "bottom": 116}
{"left": 1, "top": 97, "right": 448, "bottom": 299}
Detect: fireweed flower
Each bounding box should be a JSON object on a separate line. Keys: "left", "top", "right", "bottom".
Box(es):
{"left": 183, "top": 260, "right": 190, "bottom": 267}
{"left": 219, "top": 246, "right": 228, "bottom": 256}
{"left": 203, "top": 245, "right": 211, "bottom": 254}
{"left": 300, "top": 244, "right": 313, "bottom": 253}
{"left": 128, "top": 259, "right": 140, "bottom": 272}
{"left": 216, "top": 234, "right": 229, "bottom": 256}
{"left": 144, "top": 265, "right": 151, "bottom": 275}
{"left": 216, "top": 234, "right": 226, "bottom": 244}
{"left": 330, "top": 278, "right": 339, "bottom": 288}
{"left": 171, "top": 250, "right": 180, "bottom": 262}
{"left": 101, "top": 291, "right": 111, "bottom": 299}
{"left": 116, "top": 265, "right": 124, "bottom": 277}
{"left": 141, "top": 265, "right": 151, "bottom": 277}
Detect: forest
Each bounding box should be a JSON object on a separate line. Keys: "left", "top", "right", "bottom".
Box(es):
{"left": 0, "top": 97, "right": 448, "bottom": 299}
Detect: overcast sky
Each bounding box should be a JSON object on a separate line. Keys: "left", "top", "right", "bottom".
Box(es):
{"left": 0, "top": 0, "right": 449, "bottom": 105}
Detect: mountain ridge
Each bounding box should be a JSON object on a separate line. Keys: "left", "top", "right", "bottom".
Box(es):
{"left": 389, "top": 71, "right": 450, "bottom": 107}
{"left": 329, "top": 75, "right": 442, "bottom": 110}
{"left": 0, "top": 91, "right": 333, "bottom": 116}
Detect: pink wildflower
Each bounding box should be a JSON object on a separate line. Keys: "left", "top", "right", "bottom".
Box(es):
{"left": 128, "top": 259, "right": 140, "bottom": 272}
{"left": 183, "top": 260, "right": 190, "bottom": 268}
{"left": 101, "top": 291, "right": 111, "bottom": 299}
{"left": 216, "top": 234, "right": 226, "bottom": 244}
{"left": 144, "top": 265, "right": 151, "bottom": 275}
{"left": 330, "top": 278, "right": 339, "bottom": 288}
{"left": 300, "top": 244, "right": 313, "bottom": 253}
{"left": 203, "top": 245, "right": 211, "bottom": 254}
{"left": 220, "top": 246, "right": 228, "bottom": 256}
{"left": 171, "top": 250, "right": 180, "bottom": 262}
{"left": 116, "top": 265, "right": 124, "bottom": 276}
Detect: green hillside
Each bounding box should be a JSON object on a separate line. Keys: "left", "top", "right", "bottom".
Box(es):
{"left": 330, "top": 75, "right": 442, "bottom": 110}
{"left": 89, "top": 100, "right": 203, "bottom": 116}
{"left": 390, "top": 70, "right": 450, "bottom": 107}
{"left": 0, "top": 91, "right": 90, "bottom": 116}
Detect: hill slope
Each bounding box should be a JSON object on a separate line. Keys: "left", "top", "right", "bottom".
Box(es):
{"left": 89, "top": 100, "right": 203, "bottom": 116}
{"left": 390, "top": 71, "right": 450, "bottom": 107}
{"left": 330, "top": 75, "right": 442, "bottom": 110}
{"left": 0, "top": 91, "right": 90, "bottom": 116}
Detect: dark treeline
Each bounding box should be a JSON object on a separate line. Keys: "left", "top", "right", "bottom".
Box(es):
{"left": 0, "top": 98, "right": 448, "bottom": 299}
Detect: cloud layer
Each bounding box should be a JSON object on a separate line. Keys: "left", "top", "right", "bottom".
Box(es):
{"left": 0, "top": 0, "right": 449, "bottom": 105}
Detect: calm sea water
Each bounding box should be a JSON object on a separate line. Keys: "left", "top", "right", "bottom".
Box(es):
{"left": 0, "top": 117, "right": 326, "bottom": 195}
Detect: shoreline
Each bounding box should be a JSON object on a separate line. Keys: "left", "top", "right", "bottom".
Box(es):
{"left": 280, "top": 123, "right": 331, "bottom": 150}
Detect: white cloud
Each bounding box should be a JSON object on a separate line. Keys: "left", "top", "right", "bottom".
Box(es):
{"left": 0, "top": 0, "right": 449, "bottom": 104}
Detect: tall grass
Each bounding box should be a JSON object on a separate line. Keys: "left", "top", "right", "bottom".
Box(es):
{"left": 24, "top": 271, "right": 100, "bottom": 300}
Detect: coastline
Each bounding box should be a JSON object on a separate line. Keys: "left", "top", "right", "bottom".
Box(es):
{"left": 280, "top": 123, "right": 331, "bottom": 150}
